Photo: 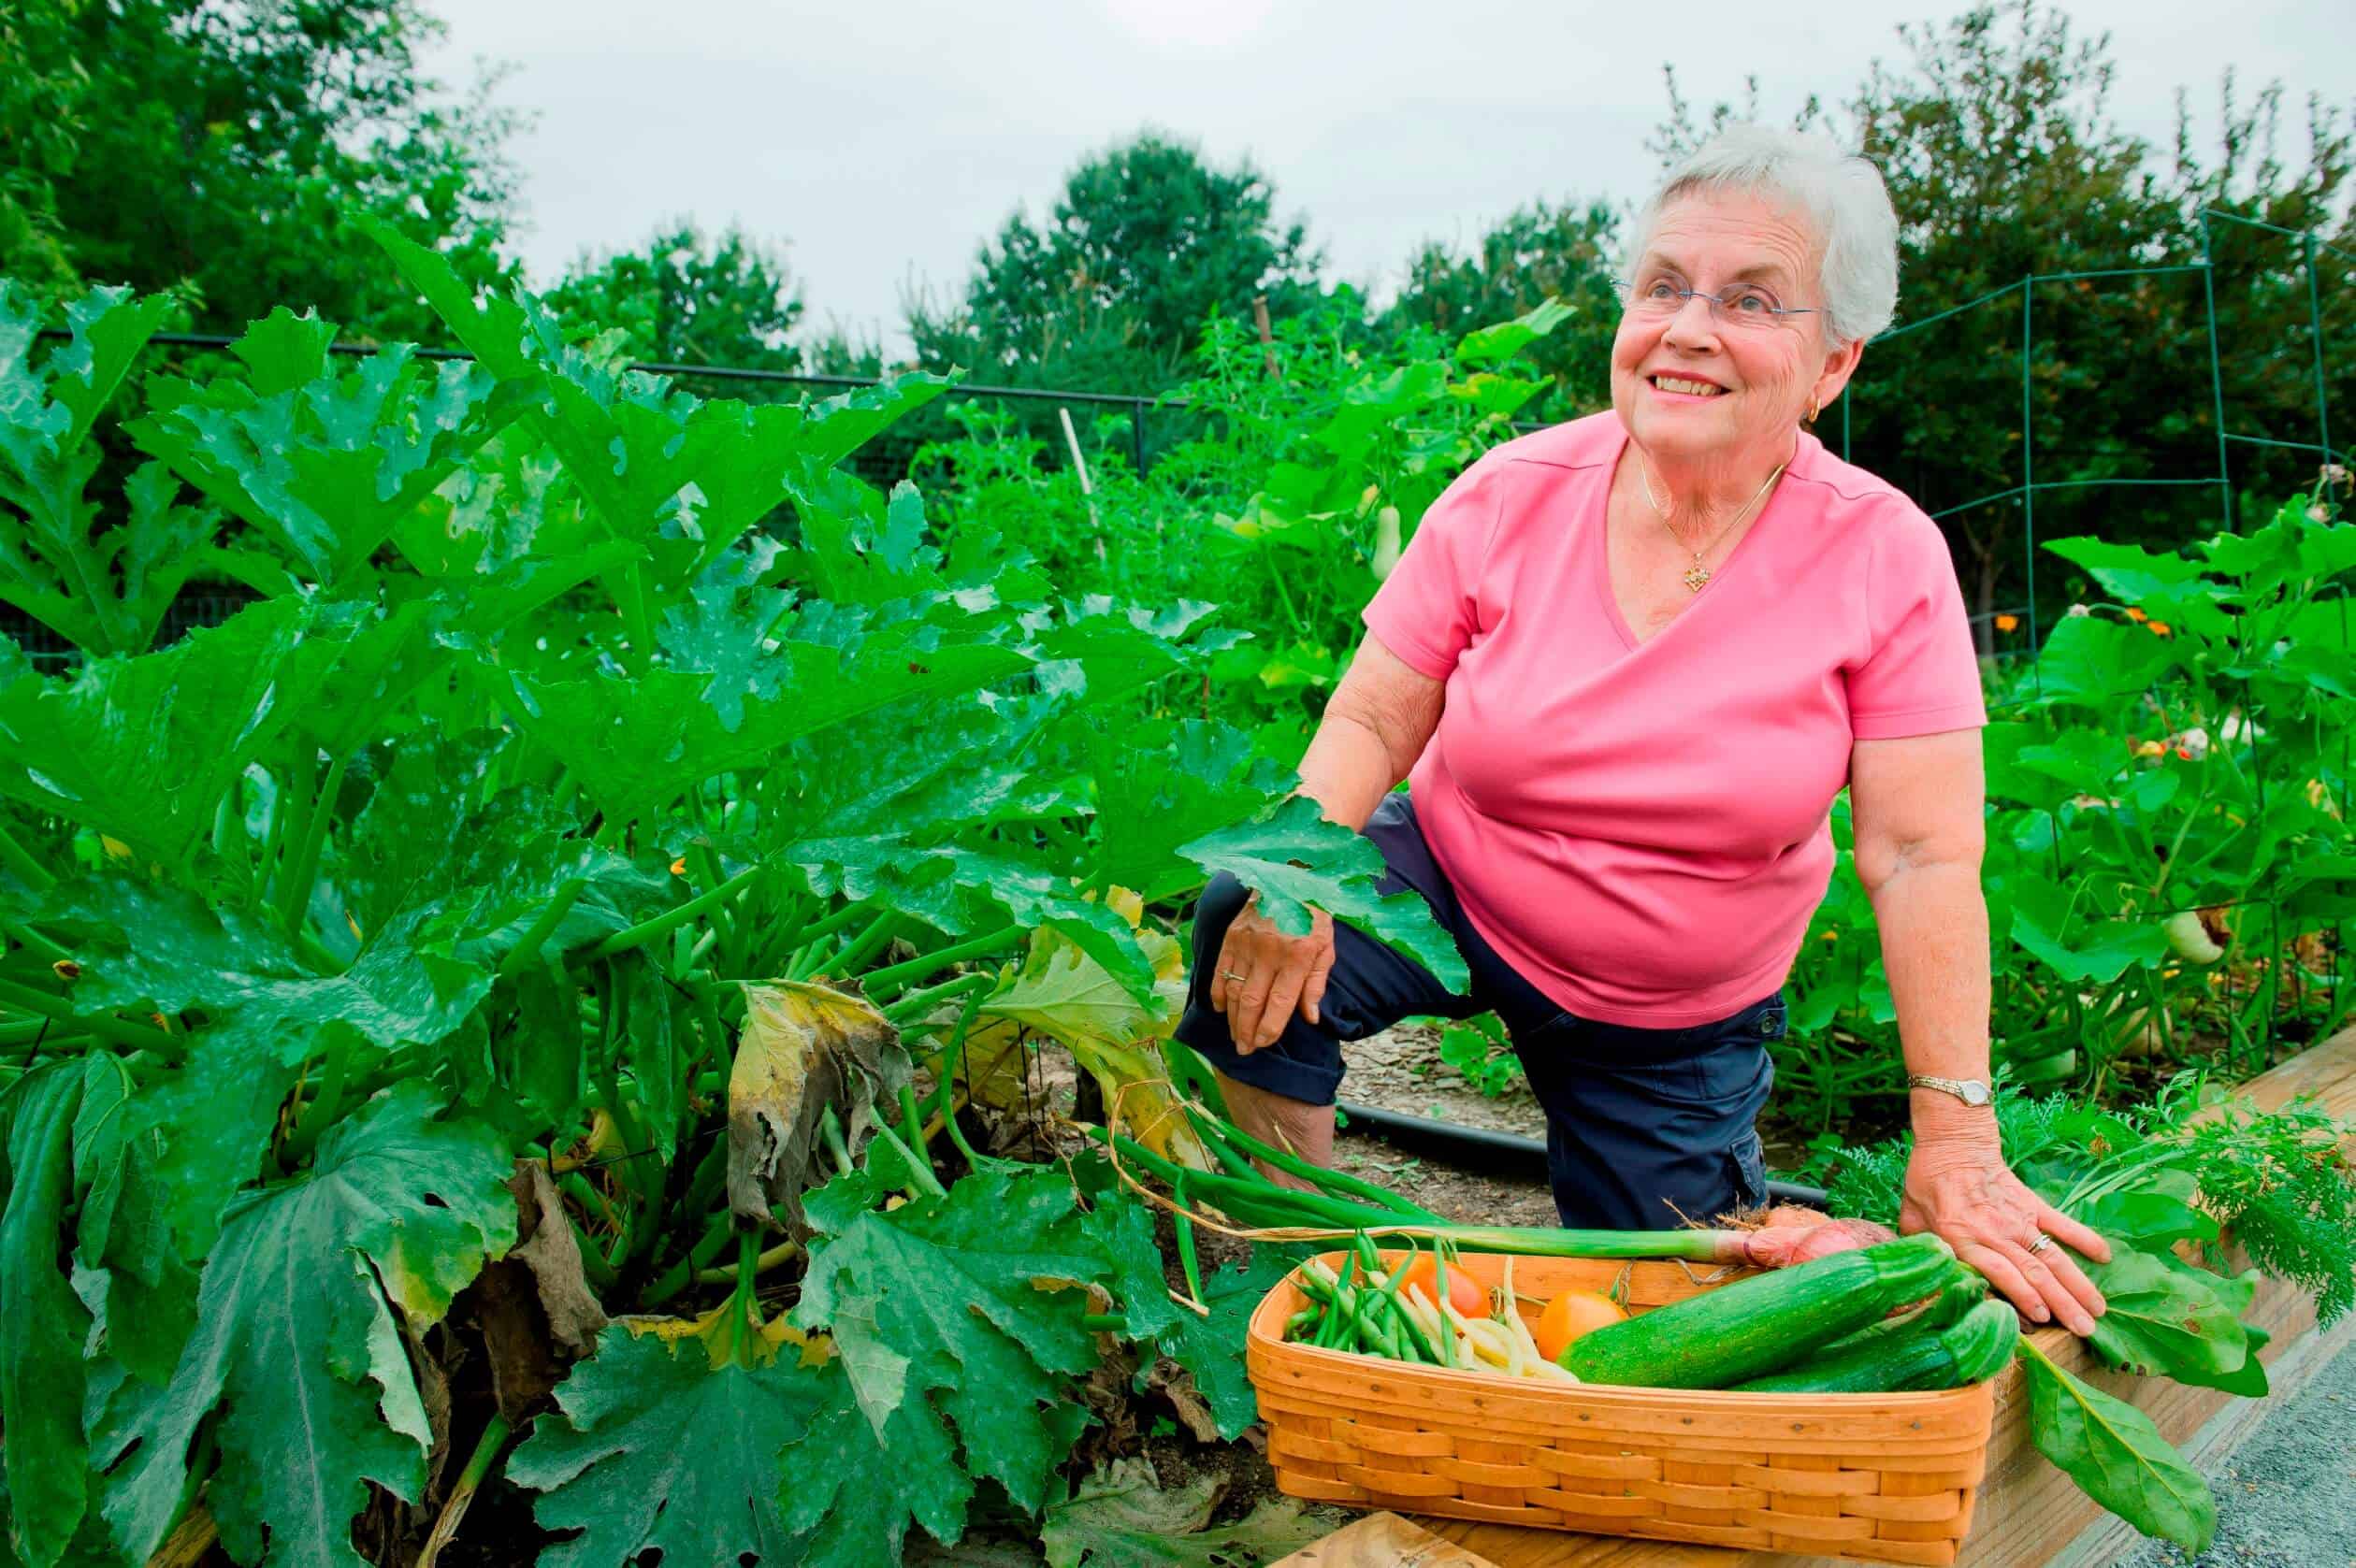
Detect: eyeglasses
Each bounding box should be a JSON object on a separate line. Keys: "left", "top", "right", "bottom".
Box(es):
{"left": 1612, "top": 277, "right": 1819, "bottom": 331}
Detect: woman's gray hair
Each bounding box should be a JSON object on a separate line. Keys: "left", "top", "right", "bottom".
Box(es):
{"left": 1633, "top": 124, "right": 1901, "bottom": 346}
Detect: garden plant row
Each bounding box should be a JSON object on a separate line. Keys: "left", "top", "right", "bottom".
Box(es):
{"left": 2, "top": 234, "right": 2354, "bottom": 1567}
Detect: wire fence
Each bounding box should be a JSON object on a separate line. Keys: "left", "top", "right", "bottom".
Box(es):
{"left": 1819, "top": 209, "right": 2353, "bottom": 1079}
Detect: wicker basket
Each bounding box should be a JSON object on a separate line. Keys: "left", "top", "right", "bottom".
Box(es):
{"left": 1248, "top": 1250, "right": 1999, "bottom": 1567}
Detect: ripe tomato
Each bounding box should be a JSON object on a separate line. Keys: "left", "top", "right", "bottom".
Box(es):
{"left": 1399, "top": 1254, "right": 1489, "bottom": 1318}
{"left": 1534, "top": 1289, "right": 1626, "bottom": 1361}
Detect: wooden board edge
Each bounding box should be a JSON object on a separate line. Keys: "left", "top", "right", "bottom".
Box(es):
{"left": 1272, "top": 1509, "right": 1512, "bottom": 1567}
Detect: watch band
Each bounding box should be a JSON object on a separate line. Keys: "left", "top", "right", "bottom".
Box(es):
{"left": 1908, "top": 1073, "right": 1993, "bottom": 1107}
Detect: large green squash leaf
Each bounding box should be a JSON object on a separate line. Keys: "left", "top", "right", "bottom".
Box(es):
{"left": 0, "top": 283, "right": 181, "bottom": 657}
{"left": 0, "top": 598, "right": 322, "bottom": 867}
{"left": 507, "top": 1322, "right": 822, "bottom": 1568}
{"left": 1179, "top": 794, "right": 1469, "bottom": 991}
{"left": 369, "top": 220, "right": 951, "bottom": 593}
{"left": 94, "top": 1083, "right": 515, "bottom": 1567}
{"left": 129, "top": 314, "right": 513, "bottom": 588}
{"left": 0, "top": 1062, "right": 94, "bottom": 1566}
{"left": 775, "top": 1350, "right": 981, "bottom": 1566}
{"left": 505, "top": 630, "right": 1034, "bottom": 827}
{"left": 1087, "top": 720, "right": 1284, "bottom": 905}
{"left": 66, "top": 1057, "right": 199, "bottom": 1388}
{"left": 793, "top": 1164, "right": 1110, "bottom": 1527}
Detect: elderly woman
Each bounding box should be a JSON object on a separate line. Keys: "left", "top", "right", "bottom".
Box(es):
{"left": 1178, "top": 125, "right": 2109, "bottom": 1336}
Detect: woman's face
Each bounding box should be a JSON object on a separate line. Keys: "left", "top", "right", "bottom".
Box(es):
{"left": 1611, "top": 190, "right": 1861, "bottom": 467}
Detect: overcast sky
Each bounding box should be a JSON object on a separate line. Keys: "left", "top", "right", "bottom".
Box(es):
{"left": 425, "top": 0, "right": 2354, "bottom": 358}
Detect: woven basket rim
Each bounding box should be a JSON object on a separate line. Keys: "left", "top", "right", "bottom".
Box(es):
{"left": 1249, "top": 1247, "right": 1997, "bottom": 1416}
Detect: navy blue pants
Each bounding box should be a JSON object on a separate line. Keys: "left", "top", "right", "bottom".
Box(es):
{"left": 1176, "top": 793, "right": 1783, "bottom": 1230}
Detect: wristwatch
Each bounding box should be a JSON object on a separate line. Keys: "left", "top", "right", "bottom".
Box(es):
{"left": 1908, "top": 1073, "right": 1993, "bottom": 1107}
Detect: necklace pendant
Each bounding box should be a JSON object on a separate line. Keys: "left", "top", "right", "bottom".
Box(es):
{"left": 1682, "top": 562, "right": 1712, "bottom": 593}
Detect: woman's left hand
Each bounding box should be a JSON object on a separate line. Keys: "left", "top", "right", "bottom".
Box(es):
{"left": 1899, "top": 1135, "right": 2111, "bottom": 1336}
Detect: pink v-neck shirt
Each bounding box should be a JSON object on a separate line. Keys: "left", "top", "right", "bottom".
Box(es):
{"left": 1361, "top": 411, "right": 1987, "bottom": 1028}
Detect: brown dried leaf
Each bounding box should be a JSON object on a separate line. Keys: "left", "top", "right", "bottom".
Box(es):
{"left": 726, "top": 981, "right": 906, "bottom": 1235}
{"left": 508, "top": 1162, "right": 609, "bottom": 1355}
{"left": 1142, "top": 1358, "right": 1220, "bottom": 1445}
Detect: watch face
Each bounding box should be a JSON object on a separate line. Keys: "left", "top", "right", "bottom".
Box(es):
{"left": 1960, "top": 1080, "right": 1992, "bottom": 1106}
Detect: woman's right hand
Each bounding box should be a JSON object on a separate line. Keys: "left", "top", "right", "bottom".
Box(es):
{"left": 1210, "top": 891, "right": 1337, "bottom": 1052}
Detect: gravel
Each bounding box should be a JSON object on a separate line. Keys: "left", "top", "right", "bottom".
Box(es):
{"left": 2118, "top": 1330, "right": 2356, "bottom": 1568}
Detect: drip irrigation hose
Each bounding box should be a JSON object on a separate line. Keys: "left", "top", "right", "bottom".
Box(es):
{"left": 1332, "top": 1100, "right": 1828, "bottom": 1210}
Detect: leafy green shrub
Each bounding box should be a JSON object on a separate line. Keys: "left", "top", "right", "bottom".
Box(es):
{"left": 0, "top": 237, "right": 1469, "bottom": 1566}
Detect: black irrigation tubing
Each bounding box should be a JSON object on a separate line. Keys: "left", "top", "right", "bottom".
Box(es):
{"left": 1333, "top": 1099, "right": 1830, "bottom": 1210}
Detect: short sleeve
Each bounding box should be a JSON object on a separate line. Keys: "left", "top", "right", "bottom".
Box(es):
{"left": 1844, "top": 509, "right": 1988, "bottom": 740}
{"left": 1361, "top": 454, "right": 1507, "bottom": 680}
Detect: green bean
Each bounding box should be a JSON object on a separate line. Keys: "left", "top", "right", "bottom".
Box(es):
{"left": 1183, "top": 1104, "right": 1439, "bottom": 1219}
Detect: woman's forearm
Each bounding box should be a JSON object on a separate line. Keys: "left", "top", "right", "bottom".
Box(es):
{"left": 1868, "top": 856, "right": 2000, "bottom": 1150}
{"left": 1293, "top": 709, "right": 1409, "bottom": 831}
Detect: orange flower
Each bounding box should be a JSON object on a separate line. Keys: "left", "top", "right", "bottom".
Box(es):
{"left": 2124, "top": 607, "right": 2148, "bottom": 622}
{"left": 2149, "top": 621, "right": 2173, "bottom": 637}
{"left": 1995, "top": 613, "right": 2019, "bottom": 632}
{"left": 2176, "top": 746, "right": 2194, "bottom": 760}
{"left": 670, "top": 856, "right": 687, "bottom": 875}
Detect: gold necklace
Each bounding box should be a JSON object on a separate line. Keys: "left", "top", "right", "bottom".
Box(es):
{"left": 1639, "top": 454, "right": 1788, "bottom": 593}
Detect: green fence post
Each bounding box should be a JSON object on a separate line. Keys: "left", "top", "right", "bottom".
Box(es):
{"left": 2305, "top": 231, "right": 2333, "bottom": 468}
{"left": 2200, "top": 212, "right": 2234, "bottom": 533}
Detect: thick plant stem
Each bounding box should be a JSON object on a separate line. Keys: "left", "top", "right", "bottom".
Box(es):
{"left": 860, "top": 926, "right": 1024, "bottom": 996}
{"left": 870, "top": 1120, "right": 947, "bottom": 1201}
{"left": 697, "top": 1237, "right": 801, "bottom": 1286}
{"left": 882, "top": 971, "right": 994, "bottom": 1025}
{"left": 810, "top": 910, "right": 900, "bottom": 980}
{"left": 282, "top": 1036, "right": 353, "bottom": 1164}
{"left": 776, "top": 899, "right": 870, "bottom": 972}
{"left": 0, "top": 977, "right": 170, "bottom": 1056}
{"left": 899, "top": 1084, "right": 930, "bottom": 1165}
{"left": 417, "top": 1415, "right": 513, "bottom": 1568}
{"left": 0, "top": 817, "right": 55, "bottom": 891}
{"left": 642, "top": 1209, "right": 735, "bottom": 1306}
{"left": 3, "top": 917, "right": 72, "bottom": 967}
{"left": 268, "top": 749, "right": 317, "bottom": 913}
{"left": 498, "top": 878, "right": 586, "bottom": 980}
{"left": 277, "top": 754, "right": 347, "bottom": 928}
{"left": 586, "top": 866, "right": 760, "bottom": 962}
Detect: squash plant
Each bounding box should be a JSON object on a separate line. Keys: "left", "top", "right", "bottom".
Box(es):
{"left": 0, "top": 233, "right": 1467, "bottom": 1567}
{"left": 1777, "top": 491, "right": 2356, "bottom": 1125}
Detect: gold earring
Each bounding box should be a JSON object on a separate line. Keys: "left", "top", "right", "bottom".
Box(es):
{"left": 1807, "top": 397, "right": 1822, "bottom": 423}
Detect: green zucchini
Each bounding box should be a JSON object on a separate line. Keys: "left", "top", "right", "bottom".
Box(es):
{"left": 1735, "top": 1299, "right": 2020, "bottom": 1393}
{"left": 1805, "top": 1272, "right": 1988, "bottom": 1362}
{"left": 1559, "top": 1233, "right": 1959, "bottom": 1389}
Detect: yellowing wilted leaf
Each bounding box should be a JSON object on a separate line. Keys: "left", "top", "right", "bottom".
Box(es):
{"left": 726, "top": 982, "right": 905, "bottom": 1236}
{"left": 977, "top": 927, "right": 1207, "bottom": 1169}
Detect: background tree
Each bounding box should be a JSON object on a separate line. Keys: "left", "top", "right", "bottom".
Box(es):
{"left": 0, "top": 0, "right": 519, "bottom": 338}
{"left": 546, "top": 223, "right": 806, "bottom": 373}
{"left": 912, "top": 132, "right": 1324, "bottom": 397}
{"left": 1380, "top": 199, "right": 1625, "bottom": 418}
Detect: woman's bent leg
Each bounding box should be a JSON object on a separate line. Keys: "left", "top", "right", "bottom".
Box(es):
{"left": 1513, "top": 994, "right": 1785, "bottom": 1230}
{"left": 1208, "top": 1070, "right": 1336, "bottom": 1192}
{"left": 1174, "top": 796, "right": 1474, "bottom": 1187}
